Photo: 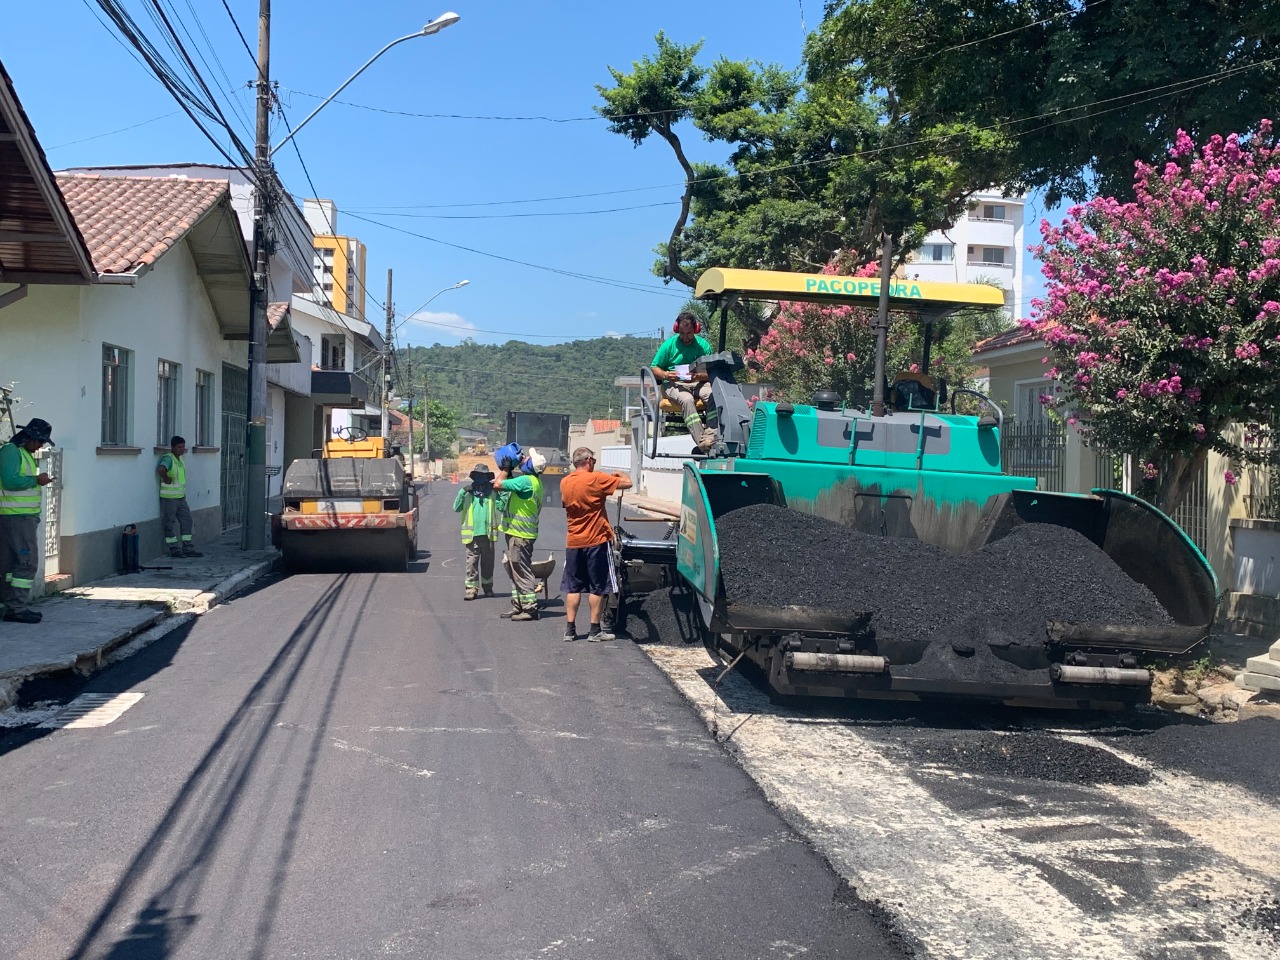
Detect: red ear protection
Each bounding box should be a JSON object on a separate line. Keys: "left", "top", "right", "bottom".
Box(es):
{"left": 673, "top": 318, "right": 702, "bottom": 333}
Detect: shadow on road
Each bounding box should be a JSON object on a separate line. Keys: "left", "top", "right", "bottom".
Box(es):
{"left": 65, "top": 572, "right": 376, "bottom": 960}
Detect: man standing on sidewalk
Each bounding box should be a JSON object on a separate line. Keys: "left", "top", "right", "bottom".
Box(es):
{"left": 494, "top": 447, "right": 546, "bottom": 622}
{"left": 1, "top": 418, "right": 55, "bottom": 624}
{"left": 453, "top": 463, "right": 499, "bottom": 600}
{"left": 157, "top": 436, "right": 203, "bottom": 559}
{"left": 559, "top": 447, "right": 632, "bottom": 642}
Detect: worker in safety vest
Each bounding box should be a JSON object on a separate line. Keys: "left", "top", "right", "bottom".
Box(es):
{"left": 0, "top": 418, "right": 55, "bottom": 624}
{"left": 157, "top": 435, "right": 203, "bottom": 559}
{"left": 493, "top": 444, "right": 546, "bottom": 621}
{"left": 453, "top": 463, "right": 500, "bottom": 600}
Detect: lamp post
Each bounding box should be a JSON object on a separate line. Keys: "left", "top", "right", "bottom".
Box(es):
{"left": 398, "top": 280, "right": 470, "bottom": 477}
{"left": 244, "top": 8, "right": 460, "bottom": 548}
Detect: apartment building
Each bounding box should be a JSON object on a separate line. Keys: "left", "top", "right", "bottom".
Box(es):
{"left": 907, "top": 191, "right": 1025, "bottom": 321}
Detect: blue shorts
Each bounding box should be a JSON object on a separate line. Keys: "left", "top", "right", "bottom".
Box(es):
{"left": 561, "top": 542, "right": 618, "bottom": 596}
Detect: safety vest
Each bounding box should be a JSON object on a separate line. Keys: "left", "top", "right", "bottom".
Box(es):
{"left": 500, "top": 475, "right": 543, "bottom": 540}
{"left": 160, "top": 454, "right": 186, "bottom": 499}
{"left": 0, "top": 445, "right": 41, "bottom": 516}
{"left": 460, "top": 493, "right": 498, "bottom": 544}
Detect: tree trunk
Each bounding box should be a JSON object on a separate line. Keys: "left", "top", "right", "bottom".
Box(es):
{"left": 653, "top": 122, "right": 697, "bottom": 290}
{"left": 1155, "top": 446, "right": 1209, "bottom": 515}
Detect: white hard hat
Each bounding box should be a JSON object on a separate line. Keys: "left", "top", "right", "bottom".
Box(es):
{"left": 524, "top": 447, "right": 547, "bottom": 474}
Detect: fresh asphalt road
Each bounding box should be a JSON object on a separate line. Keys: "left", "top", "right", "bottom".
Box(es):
{"left": 0, "top": 485, "right": 908, "bottom": 960}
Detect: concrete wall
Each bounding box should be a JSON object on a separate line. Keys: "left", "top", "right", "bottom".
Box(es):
{"left": 0, "top": 243, "right": 247, "bottom": 584}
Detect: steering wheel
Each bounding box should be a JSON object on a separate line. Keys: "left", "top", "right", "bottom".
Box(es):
{"left": 950, "top": 389, "right": 1004, "bottom": 429}
{"left": 336, "top": 426, "right": 369, "bottom": 442}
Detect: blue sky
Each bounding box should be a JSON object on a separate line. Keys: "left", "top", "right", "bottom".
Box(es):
{"left": 4, "top": 1, "right": 1049, "bottom": 347}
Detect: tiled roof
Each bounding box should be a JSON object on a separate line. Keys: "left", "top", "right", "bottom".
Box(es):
{"left": 974, "top": 325, "right": 1042, "bottom": 354}
{"left": 590, "top": 419, "right": 622, "bottom": 433}
{"left": 267, "top": 302, "right": 290, "bottom": 330}
{"left": 54, "top": 173, "right": 231, "bottom": 276}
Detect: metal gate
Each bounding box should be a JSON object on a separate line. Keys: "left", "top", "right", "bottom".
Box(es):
{"left": 221, "top": 363, "right": 247, "bottom": 530}
{"left": 1000, "top": 418, "right": 1066, "bottom": 490}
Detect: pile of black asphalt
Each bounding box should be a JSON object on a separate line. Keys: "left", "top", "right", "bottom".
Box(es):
{"left": 715, "top": 503, "right": 1172, "bottom": 650}
{"left": 621, "top": 581, "right": 705, "bottom": 647}
{"left": 1096, "top": 715, "right": 1280, "bottom": 798}
{"left": 877, "top": 728, "right": 1153, "bottom": 787}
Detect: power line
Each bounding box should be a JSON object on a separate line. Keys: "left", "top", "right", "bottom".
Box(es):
{"left": 906, "top": 0, "right": 1113, "bottom": 62}
{"left": 344, "top": 201, "right": 676, "bottom": 220}
{"left": 44, "top": 111, "right": 180, "bottom": 150}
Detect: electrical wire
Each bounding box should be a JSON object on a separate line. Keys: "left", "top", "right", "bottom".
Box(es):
{"left": 905, "top": 0, "right": 1113, "bottom": 62}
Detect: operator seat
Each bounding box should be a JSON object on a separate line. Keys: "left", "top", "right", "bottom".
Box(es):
{"left": 889, "top": 372, "right": 945, "bottom": 412}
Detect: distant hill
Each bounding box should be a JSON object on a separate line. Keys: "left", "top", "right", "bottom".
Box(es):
{"left": 396, "top": 336, "right": 664, "bottom": 432}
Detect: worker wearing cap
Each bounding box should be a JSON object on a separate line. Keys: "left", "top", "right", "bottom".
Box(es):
{"left": 157, "top": 436, "right": 203, "bottom": 559}
{"left": 453, "top": 463, "right": 500, "bottom": 600}
{"left": 651, "top": 311, "right": 718, "bottom": 453}
{"left": 559, "top": 446, "right": 633, "bottom": 642}
{"left": 1, "top": 418, "right": 55, "bottom": 624}
{"left": 494, "top": 447, "right": 546, "bottom": 621}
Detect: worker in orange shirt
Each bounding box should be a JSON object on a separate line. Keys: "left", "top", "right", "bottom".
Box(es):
{"left": 558, "top": 447, "right": 632, "bottom": 642}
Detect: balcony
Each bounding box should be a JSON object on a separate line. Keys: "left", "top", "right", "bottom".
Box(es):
{"left": 311, "top": 369, "right": 370, "bottom": 409}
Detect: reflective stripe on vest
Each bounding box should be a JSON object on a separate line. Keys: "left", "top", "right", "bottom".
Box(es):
{"left": 460, "top": 494, "right": 496, "bottom": 544}
{"left": 0, "top": 446, "right": 41, "bottom": 515}
{"left": 501, "top": 476, "right": 542, "bottom": 539}
{"left": 160, "top": 455, "right": 186, "bottom": 499}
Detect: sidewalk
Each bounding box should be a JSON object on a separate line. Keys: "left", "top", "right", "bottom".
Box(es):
{"left": 0, "top": 529, "right": 278, "bottom": 709}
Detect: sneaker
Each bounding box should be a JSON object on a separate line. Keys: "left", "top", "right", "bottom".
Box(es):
{"left": 563, "top": 626, "right": 578, "bottom": 642}
{"left": 510, "top": 610, "right": 539, "bottom": 622}
{"left": 587, "top": 627, "right": 615, "bottom": 642}
{"left": 463, "top": 588, "right": 478, "bottom": 601}
{"left": 3, "top": 609, "right": 41, "bottom": 624}
{"left": 482, "top": 587, "right": 495, "bottom": 597}
{"left": 181, "top": 548, "right": 204, "bottom": 558}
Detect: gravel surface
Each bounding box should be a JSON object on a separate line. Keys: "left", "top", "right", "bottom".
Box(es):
{"left": 716, "top": 504, "right": 1172, "bottom": 647}
{"left": 884, "top": 730, "right": 1153, "bottom": 786}
{"left": 1233, "top": 890, "right": 1280, "bottom": 946}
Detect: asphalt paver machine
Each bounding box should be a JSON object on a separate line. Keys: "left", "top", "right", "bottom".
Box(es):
{"left": 617, "top": 268, "right": 1218, "bottom": 709}
{"left": 274, "top": 427, "right": 418, "bottom": 572}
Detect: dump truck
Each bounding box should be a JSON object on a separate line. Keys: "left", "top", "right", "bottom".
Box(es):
{"left": 615, "top": 268, "right": 1218, "bottom": 709}
{"left": 274, "top": 428, "right": 418, "bottom": 572}
{"left": 505, "top": 411, "right": 571, "bottom": 506}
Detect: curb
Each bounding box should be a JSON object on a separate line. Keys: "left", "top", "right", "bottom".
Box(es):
{"left": 0, "top": 558, "right": 279, "bottom": 712}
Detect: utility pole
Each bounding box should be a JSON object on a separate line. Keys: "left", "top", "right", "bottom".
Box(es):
{"left": 244, "top": 0, "right": 272, "bottom": 549}
{"left": 405, "top": 347, "right": 416, "bottom": 479}
{"left": 870, "top": 231, "right": 894, "bottom": 418}
{"left": 382, "top": 268, "right": 393, "bottom": 444}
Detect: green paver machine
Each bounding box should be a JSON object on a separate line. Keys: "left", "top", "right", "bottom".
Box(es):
{"left": 617, "top": 268, "right": 1218, "bottom": 708}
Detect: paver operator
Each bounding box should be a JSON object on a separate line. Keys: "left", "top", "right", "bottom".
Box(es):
{"left": 157, "top": 435, "right": 203, "bottom": 559}
{"left": 1, "top": 418, "right": 55, "bottom": 624}
{"left": 453, "top": 463, "right": 500, "bottom": 600}
{"left": 558, "top": 446, "right": 632, "bottom": 642}
{"left": 493, "top": 444, "right": 547, "bottom": 622}
{"left": 650, "top": 311, "right": 718, "bottom": 453}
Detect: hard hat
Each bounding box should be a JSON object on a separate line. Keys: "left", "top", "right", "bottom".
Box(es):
{"left": 521, "top": 448, "right": 547, "bottom": 475}
{"left": 15, "top": 418, "right": 54, "bottom": 444}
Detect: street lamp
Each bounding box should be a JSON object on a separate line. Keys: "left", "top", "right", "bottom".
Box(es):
{"left": 243, "top": 8, "right": 461, "bottom": 550}
{"left": 399, "top": 280, "right": 470, "bottom": 478}
{"left": 271, "top": 12, "right": 462, "bottom": 157}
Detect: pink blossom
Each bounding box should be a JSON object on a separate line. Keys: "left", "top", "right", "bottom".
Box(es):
{"left": 1115, "top": 388, "right": 1128, "bottom": 400}
{"left": 1224, "top": 470, "right": 1239, "bottom": 486}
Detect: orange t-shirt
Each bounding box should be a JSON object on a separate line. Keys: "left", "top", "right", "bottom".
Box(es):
{"left": 560, "top": 470, "right": 625, "bottom": 548}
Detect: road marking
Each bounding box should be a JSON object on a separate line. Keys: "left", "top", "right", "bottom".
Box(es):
{"left": 38, "top": 693, "right": 144, "bottom": 729}
{"left": 645, "top": 644, "right": 1280, "bottom": 960}
{"left": 329, "top": 738, "right": 434, "bottom": 778}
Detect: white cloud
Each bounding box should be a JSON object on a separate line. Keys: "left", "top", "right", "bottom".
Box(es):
{"left": 578, "top": 310, "right": 601, "bottom": 319}
{"left": 403, "top": 310, "right": 478, "bottom": 340}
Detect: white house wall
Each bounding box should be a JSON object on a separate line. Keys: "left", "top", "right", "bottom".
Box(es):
{"left": 0, "top": 241, "right": 248, "bottom": 583}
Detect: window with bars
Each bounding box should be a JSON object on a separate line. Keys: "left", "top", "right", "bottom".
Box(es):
{"left": 196, "top": 369, "right": 214, "bottom": 447}
{"left": 157, "top": 359, "right": 181, "bottom": 446}
{"left": 101, "top": 344, "right": 132, "bottom": 445}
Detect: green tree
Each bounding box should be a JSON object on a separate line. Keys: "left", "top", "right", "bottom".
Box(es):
{"left": 814, "top": 0, "right": 1280, "bottom": 205}
{"left": 596, "top": 28, "right": 1012, "bottom": 345}
{"left": 424, "top": 400, "right": 459, "bottom": 460}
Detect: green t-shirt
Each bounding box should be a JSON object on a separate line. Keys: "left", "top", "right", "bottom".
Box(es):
{"left": 502, "top": 475, "right": 538, "bottom": 499}
{"left": 651, "top": 334, "right": 712, "bottom": 373}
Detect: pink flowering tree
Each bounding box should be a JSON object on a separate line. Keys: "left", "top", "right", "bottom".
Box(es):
{"left": 746, "top": 259, "right": 1005, "bottom": 406}
{"left": 1028, "top": 122, "right": 1280, "bottom": 512}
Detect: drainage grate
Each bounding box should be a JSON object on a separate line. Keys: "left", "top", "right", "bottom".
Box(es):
{"left": 38, "top": 693, "right": 145, "bottom": 729}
